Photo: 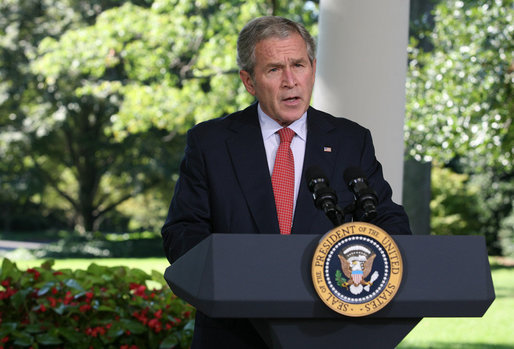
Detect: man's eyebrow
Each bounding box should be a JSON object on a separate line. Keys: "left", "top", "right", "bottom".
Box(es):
{"left": 289, "top": 57, "right": 310, "bottom": 65}
{"left": 264, "top": 62, "right": 285, "bottom": 69}
{"left": 265, "top": 58, "right": 308, "bottom": 68}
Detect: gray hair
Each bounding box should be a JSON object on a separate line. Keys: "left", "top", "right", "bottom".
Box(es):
{"left": 236, "top": 16, "right": 316, "bottom": 76}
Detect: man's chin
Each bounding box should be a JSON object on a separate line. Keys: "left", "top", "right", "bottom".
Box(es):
{"left": 276, "top": 113, "right": 304, "bottom": 126}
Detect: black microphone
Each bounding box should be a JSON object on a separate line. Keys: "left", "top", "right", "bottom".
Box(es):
{"left": 343, "top": 167, "right": 378, "bottom": 222}
{"left": 305, "top": 166, "right": 343, "bottom": 227}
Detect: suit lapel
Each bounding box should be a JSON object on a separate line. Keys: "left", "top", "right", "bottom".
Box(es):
{"left": 224, "top": 106, "right": 338, "bottom": 235}
{"left": 292, "top": 108, "right": 338, "bottom": 234}
{"left": 226, "top": 106, "right": 280, "bottom": 235}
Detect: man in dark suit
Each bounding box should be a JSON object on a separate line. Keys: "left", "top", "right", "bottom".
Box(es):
{"left": 162, "top": 16, "right": 411, "bottom": 348}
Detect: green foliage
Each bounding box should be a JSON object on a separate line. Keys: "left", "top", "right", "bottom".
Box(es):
{"left": 0, "top": 0, "right": 319, "bottom": 233}
{"left": 0, "top": 258, "right": 195, "bottom": 348}
{"left": 469, "top": 171, "right": 514, "bottom": 255}
{"left": 406, "top": 0, "right": 513, "bottom": 172}
{"left": 499, "top": 211, "right": 514, "bottom": 258}
{"left": 1, "top": 230, "right": 165, "bottom": 260}
{"left": 40, "top": 231, "right": 164, "bottom": 259}
{"left": 335, "top": 269, "right": 346, "bottom": 287}
{"left": 429, "top": 164, "right": 513, "bottom": 254}
{"left": 429, "top": 166, "right": 482, "bottom": 235}
{"left": 406, "top": 0, "right": 513, "bottom": 255}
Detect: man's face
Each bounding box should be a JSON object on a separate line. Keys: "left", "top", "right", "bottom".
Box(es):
{"left": 240, "top": 33, "right": 316, "bottom": 126}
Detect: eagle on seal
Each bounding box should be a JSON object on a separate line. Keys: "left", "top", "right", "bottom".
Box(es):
{"left": 338, "top": 252, "right": 376, "bottom": 287}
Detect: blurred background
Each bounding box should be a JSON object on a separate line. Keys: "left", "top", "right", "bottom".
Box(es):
{"left": 0, "top": 0, "right": 512, "bottom": 347}
{"left": 0, "top": 0, "right": 511, "bottom": 261}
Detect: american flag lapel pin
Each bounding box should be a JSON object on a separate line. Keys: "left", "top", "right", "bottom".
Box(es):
{"left": 323, "top": 146, "right": 332, "bottom": 153}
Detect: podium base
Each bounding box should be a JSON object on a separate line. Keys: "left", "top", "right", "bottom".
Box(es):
{"left": 251, "top": 318, "right": 422, "bottom": 349}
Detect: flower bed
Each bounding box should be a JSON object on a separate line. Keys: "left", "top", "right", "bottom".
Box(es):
{"left": 0, "top": 259, "right": 195, "bottom": 348}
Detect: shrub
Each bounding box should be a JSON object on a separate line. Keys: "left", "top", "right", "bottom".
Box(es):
{"left": 499, "top": 211, "right": 514, "bottom": 259}
{"left": 33, "top": 231, "right": 162, "bottom": 259}
{"left": 430, "top": 166, "right": 482, "bottom": 236}
{"left": 429, "top": 166, "right": 513, "bottom": 256}
{"left": 0, "top": 259, "right": 195, "bottom": 348}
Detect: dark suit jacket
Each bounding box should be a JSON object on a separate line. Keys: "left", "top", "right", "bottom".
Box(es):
{"left": 161, "top": 104, "right": 411, "bottom": 348}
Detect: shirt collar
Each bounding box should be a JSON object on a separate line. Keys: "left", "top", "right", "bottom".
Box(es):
{"left": 257, "top": 103, "right": 308, "bottom": 141}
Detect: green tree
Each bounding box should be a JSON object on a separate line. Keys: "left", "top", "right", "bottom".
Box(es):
{"left": 405, "top": 0, "right": 513, "bottom": 253}
{"left": 0, "top": 0, "right": 156, "bottom": 232}
{"left": 406, "top": 0, "right": 513, "bottom": 170}
{"left": 1, "top": 0, "right": 319, "bottom": 232}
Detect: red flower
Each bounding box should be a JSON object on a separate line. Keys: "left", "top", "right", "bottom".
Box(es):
{"left": 79, "top": 304, "right": 91, "bottom": 312}
{"left": 85, "top": 292, "right": 94, "bottom": 299}
{"left": 63, "top": 291, "right": 73, "bottom": 305}
{"left": 130, "top": 284, "right": 147, "bottom": 298}
{"left": 85, "top": 326, "right": 106, "bottom": 337}
{"left": 132, "top": 310, "right": 148, "bottom": 325}
{"left": 47, "top": 297, "right": 57, "bottom": 307}
{"left": 0, "top": 287, "right": 17, "bottom": 300}
{"left": 53, "top": 271, "right": 63, "bottom": 276}
{"left": 1, "top": 279, "right": 9, "bottom": 287}
{"left": 148, "top": 318, "right": 162, "bottom": 333}
{"left": 26, "top": 268, "right": 41, "bottom": 280}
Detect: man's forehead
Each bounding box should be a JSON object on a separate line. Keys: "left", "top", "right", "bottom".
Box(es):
{"left": 255, "top": 35, "right": 309, "bottom": 61}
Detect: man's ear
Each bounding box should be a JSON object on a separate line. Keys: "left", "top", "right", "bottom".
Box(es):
{"left": 239, "top": 70, "right": 256, "bottom": 96}
{"left": 312, "top": 58, "right": 317, "bottom": 82}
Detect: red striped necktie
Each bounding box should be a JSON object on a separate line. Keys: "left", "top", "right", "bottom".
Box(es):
{"left": 272, "top": 127, "right": 295, "bottom": 235}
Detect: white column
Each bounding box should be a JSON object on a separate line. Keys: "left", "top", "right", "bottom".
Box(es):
{"left": 313, "top": 0, "right": 410, "bottom": 203}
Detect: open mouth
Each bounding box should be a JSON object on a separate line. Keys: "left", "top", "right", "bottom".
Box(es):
{"left": 283, "top": 96, "right": 300, "bottom": 103}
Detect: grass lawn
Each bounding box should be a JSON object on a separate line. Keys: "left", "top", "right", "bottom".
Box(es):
{"left": 398, "top": 266, "right": 514, "bottom": 348}
{"left": 9, "top": 257, "right": 514, "bottom": 348}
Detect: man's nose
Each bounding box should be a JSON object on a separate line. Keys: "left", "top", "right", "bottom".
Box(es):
{"left": 282, "top": 68, "right": 296, "bottom": 87}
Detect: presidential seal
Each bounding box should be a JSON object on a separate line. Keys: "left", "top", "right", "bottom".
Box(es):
{"left": 311, "top": 222, "right": 403, "bottom": 317}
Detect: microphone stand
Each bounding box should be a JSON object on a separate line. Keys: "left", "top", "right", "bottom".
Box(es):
{"left": 324, "top": 203, "right": 345, "bottom": 228}
{"left": 342, "top": 197, "right": 377, "bottom": 223}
